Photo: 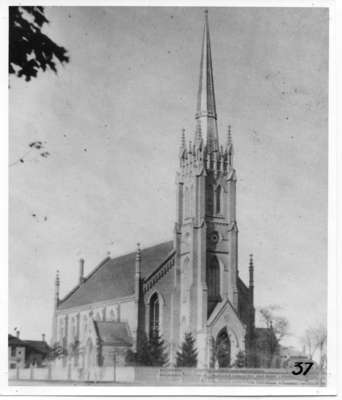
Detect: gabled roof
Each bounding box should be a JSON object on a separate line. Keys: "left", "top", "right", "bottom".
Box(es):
{"left": 58, "top": 241, "right": 174, "bottom": 310}
{"left": 237, "top": 276, "right": 250, "bottom": 297}
{"left": 23, "top": 340, "right": 51, "bottom": 355}
{"left": 8, "top": 335, "right": 51, "bottom": 354}
{"left": 8, "top": 334, "right": 24, "bottom": 347}
{"left": 254, "top": 327, "right": 277, "bottom": 344}
{"left": 94, "top": 321, "right": 133, "bottom": 347}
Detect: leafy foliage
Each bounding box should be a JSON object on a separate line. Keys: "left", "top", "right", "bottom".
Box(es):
{"left": 48, "top": 342, "right": 67, "bottom": 360}
{"left": 125, "top": 349, "right": 138, "bottom": 366}
{"left": 234, "top": 350, "right": 246, "bottom": 368}
{"left": 259, "top": 305, "right": 289, "bottom": 342}
{"left": 216, "top": 340, "right": 231, "bottom": 368}
{"left": 125, "top": 330, "right": 168, "bottom": 367}
{"left": 209, "top": 336, "right": 217, "bottom": 368}
{"left": 256, "top": 305, "right": 290, "bottom": 367}
{"left": 148, "top": 329, "right": 168, "bottom": 366}
{"left": 176, "top": 332, "right": 198, "bottom": 367}
{"left": 9, "top": 6, "right": 69, "bottom": 81}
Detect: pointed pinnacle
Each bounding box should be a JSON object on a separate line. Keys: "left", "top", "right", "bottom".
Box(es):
{"left": 249, "top": 254, "right": 254, "bottom": 267}
{"left": 227, "top": 125, "right": 232, "bottom": 146}
{"left": 181, "top": 128, "right": 186, "bottom": 149}
{"left": 194, "top": 121, "right": 202, "bottom": 146}
{"left": 136, "top": 242, "right": 141, "bottom": 261}
{"left": 195, "top": 8, "right": 218, "bottom": 153}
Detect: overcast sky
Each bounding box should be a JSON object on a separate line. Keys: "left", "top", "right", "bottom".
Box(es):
{"left": 9, "top": 6, "right": 328, "bottom": 347}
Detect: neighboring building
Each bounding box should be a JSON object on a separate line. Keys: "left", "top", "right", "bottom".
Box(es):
{"left": 253, "top": 328, "right": 280, "bottom": 368}
{"left": 279, "top": 346, "right": 311, "bottom": 369}
{"left": 8, "top": 333, "right": 51, "bottom": 368}
{"left": 8, "top": 334, "right": 26, "bottom": 369}
{"left": 51, "top": 11, "right": 258, "bottom": 369}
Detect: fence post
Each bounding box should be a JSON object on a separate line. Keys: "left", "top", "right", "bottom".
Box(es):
{"left": 30, "top": 364, "right": 34, "bottom": 380}
{"left": 67, "top": 362, "right": 71, "bottom": 380}
{"left": 113, "top": 353, "right": 116, "bottom": 383}
{"left": 47, "top": 362, "right": 52, "bottom": 380}
{"left": 16, "top": 365, "right": 19, "bottom": 380}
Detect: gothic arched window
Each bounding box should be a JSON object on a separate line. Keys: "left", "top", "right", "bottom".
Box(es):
{"left": 149, "top": 293, "right": 160, "bottom": 336}
{"left": 216, "top": 185, "right": 222, "bottom": 214}
{"left": 207, "top": 256, "right": 221, "bottom": 316}
{"left": 190, "top": 184, "right": 194, "bottom": 217}
{"left": 184, "top": 187, "right": 189, "bottom": 218}
{"left": 207, "top": 184, "right": 214, "bottom": 215}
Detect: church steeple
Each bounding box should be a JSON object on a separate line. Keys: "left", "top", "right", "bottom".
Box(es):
{"left": 195, "top": 10, "right": 219, "bottom": 153}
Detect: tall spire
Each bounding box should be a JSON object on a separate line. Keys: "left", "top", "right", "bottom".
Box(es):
{"left": 55, "top": 269, "right": 60, "bottom": 308}
{"left": 195, "top": 10, "right": 219, "bottom": 153}
{"left": 179, "top": 128, "right": 186, "bottom": 157}
{"left": 249, "top": 254, "right": 254, "bottom": 306}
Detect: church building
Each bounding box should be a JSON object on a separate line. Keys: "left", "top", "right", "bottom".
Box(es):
{"left": 52, "top": 11, "right": 256, "bottom": 369}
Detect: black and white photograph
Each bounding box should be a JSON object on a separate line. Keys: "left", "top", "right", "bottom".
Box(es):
{"left": 5, "top": 1, "right": 337, "bottom": 394}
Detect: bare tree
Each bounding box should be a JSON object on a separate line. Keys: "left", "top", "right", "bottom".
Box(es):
{"left": 301, "top": 323, "right": 327, "bottom": 370}
{"left": 258, "top": 305, "right": 289, "bottom": 367}
{"left": 259, "top": 305, "right": 289, "bottom": 342}
{"left": 301, "top": 328, "right": 316, "bottom": 359}
{"left": 313, "top": 324, "right": 327, "bottom": 368}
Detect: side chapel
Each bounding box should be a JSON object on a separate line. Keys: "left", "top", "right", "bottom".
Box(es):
{"left": 52, "top": 11, "right": 256, "bottom": 369}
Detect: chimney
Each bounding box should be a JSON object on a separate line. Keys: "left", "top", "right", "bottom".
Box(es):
{"left": 135, "top": 243, "right": 142, "bottom": 299}
{"left": 42, "top": 333, "right": 46, "bottom": 342}
{"left": 16, "top": 330, "right": 20, "bottom": 339}
{"left": 249, "top": 254, "right": 254, "bottom": 306}
{"left": 79, "top": 258, "right": 85, "bottom": 284}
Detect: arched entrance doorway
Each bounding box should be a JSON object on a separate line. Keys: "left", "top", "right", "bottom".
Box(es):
{"left": 216, "top": 328, "right": 231, "bottom": 368}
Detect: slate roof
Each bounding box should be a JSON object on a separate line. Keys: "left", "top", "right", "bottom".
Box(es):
{"left": 8, "top": 335, "right": 51, "bottom": 354}
{"left": 254, "top": 327, "right": 277, "bottom": 345}
{"left": 8, "top": 334, "right": 24, "bottom": 347}
{"left": 237, "top": 277, "right": 250, "bottom": 297}
{"left": 58, "top": 240, "right": 174, "bottom": 310}
{"left": 24, "top": 340, "right": 51, "bottom": 355}
{"left": 94, "top": 321, "right": 133, "bottom": 347}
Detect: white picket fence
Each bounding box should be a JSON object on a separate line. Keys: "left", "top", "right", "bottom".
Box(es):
{"left": 8, "top": 364, "right": 135, "bottom": 383}
{"left": 9, "top": 365, "right": 325, "bottom": 386}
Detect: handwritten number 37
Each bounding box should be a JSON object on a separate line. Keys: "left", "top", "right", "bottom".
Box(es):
{"left": 291, "top": 361, "right": 314, "bottom": 376}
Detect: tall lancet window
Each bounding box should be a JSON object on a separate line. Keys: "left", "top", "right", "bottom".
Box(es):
{"left": 206, "top": 184, "right": 214, "bottom": 215}
{"left": 207, "top": 256, "right": 221, "bottom": 316}
{"left": 190, "top": 184, "right": 194, "bottom": 217}
{"left": 216, "top": 185, "right": 222, "bottom": 214}
{"left": 184, "top": 187, "right": 189, "bottom": 218}
{"left": 149, "top": 293, "right": 160, "bottom": 336}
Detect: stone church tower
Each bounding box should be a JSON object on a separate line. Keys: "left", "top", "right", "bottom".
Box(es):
{"left": 172, "top": 11, "right": 248, "bottom": 367}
